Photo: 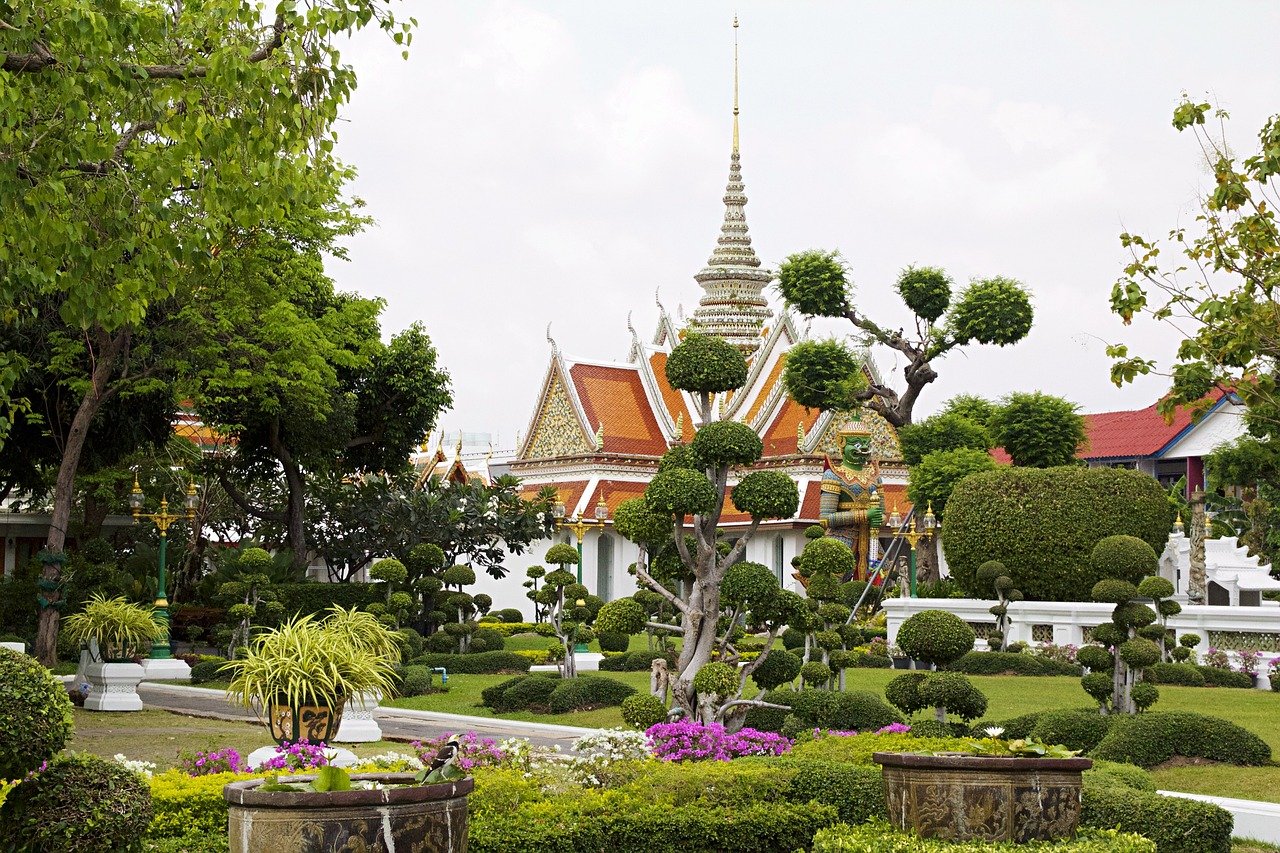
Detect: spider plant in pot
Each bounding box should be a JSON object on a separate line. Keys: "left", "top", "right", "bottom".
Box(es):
{"left": 63, "top": 593, "right": 166, "bottom": 662}
{"left": 224, "top": 607, "right": 400, "bottom": 745}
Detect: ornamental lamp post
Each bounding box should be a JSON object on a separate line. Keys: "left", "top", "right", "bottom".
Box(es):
{"left": 130, "top": 475, "right": 198, "bottom": 662}
{"left": 882, "top": 501, "right": 936, "bottom": 598}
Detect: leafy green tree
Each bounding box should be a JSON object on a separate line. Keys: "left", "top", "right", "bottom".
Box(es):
{"left": 0, "top": 0, "right": 414, "bottom": 665}
{"left": 907, "top": 448, "right": 998, "bottom": 521}
{"left": 989, "top": 392, "right": 1086, "bottom": 468}
{"left": 899, "top": 412, "right": 992, "bottom": 466}
{"left": 777, "top": 255, "right": 1033, "bottom": 427}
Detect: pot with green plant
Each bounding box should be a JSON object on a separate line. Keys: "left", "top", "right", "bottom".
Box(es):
{"left": 63, "top": 594, "right": 166, "bottom": 712}
{"left": 224, "top": 607, "right": 400, "bottom": 745}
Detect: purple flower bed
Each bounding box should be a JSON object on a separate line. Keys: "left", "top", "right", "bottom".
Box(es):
{"left": 181, "top": 747, "right": 248, "bottom": 776}
{"left": 412, "top": 732, "right": 507, "bottom": 772}
{"left": 257, "top": 739, "right": 330, "bottom": 772}
{"left": 645, "top": 721, "right": 793, "bottom": 761}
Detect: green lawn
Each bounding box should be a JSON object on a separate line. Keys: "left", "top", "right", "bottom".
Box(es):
{"left": 65, "top": 708, "right": 409, "bottom": 770}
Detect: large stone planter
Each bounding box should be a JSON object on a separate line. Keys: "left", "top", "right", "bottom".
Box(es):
{"left": 84, "top": 661, "right": 145, "bottom": 711}
{"left": 333, "top": 691, "right": 382, "bottom": 743}
{"left": 874, "top": 751, "right": 1092, "bottom": 843}
{"left": 223, "top": 773, "right": 472, "bottom": 853}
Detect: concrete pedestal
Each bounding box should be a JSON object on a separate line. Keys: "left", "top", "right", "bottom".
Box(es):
{"left": 84, "top": 662, "right": 145, "bottom": 711}
{"left": 0, "top": 641, "right": 24, "bottom": 654}
{"left": 333, "top": 691, "right": 382, "bottom": 743}
{"left": 140, "top": 658, "right": 192, "bottom": 681}
{"left": 531, "top": 652, "right": 605, "bottom": 673}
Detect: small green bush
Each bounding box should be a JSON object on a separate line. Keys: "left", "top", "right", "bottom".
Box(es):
{"left": 800, "top": 660, "right": 833, "bottom": 686}
{"left": 598, "top": 632, "right": 630, "bottom": 653}
{"left": 399, "top": 665, "right": 435, "bottom": 696}
{"left": 500, "top": 675, "right": 558, "bottom": 711}
{"left": 790, "top": 731, "right": 975, "bottom": 765}
{"left": 783, "top": 760, "right": 885, "bottom": 825}
{"left": 1090, "top": 711, "right": 1271, "bottom": 768}
{"left": 693, "top": 662, "right": 738, "bottom": 697}
{"left": 1194, "top": 665, "right": 1253, "bottom": 688}
{"left": 1031, "top": 709, "right": 1114, "bottom": 752}
{"left": 408, "top": 651, "right": 532, "bottom": 674}
{"left": 469, "top": 628, "right": 505, "bottom": 653}
{"left": 1081, "top": 786, "right": 1231, "bottom": 853}
{"left": 815, "top": 691, "right": 905, "bottom": 732}
{"left": 596, "top": 649, "right": 675, "bottom": 672}
{"left": 495, "top": 608, "right": 524, "bottom": 623}
{"left": 750, "top": 648, "right": 802, "bottom": 689}
{"left": 547, "top": 675, "right": 636, "bottom": 713}
{"left": 0, "top": 754, "right": 153, "bottom": 852}
{"left": 480, "top": 675, "right": 531, "bottom": 710}
{"left": 189, "top": 659, "right": 227, "bottom": 685}
{"left": 969, "top": 711, "right": 1045, "bottom": 739}
{"left": 621, "top": 693, "right": 668, "bottom": 730}
{"left": 0, "top": 648, "right": 74, "bottom": 779}
{"left": 812, "top": 822, "right": 1155, "bottom": 852}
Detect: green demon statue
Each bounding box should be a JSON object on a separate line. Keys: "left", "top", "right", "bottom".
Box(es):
{"left": 820, "top": 420, "right": 885, "bottom": 579}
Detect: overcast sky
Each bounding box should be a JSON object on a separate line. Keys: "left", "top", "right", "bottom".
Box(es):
{"left": 326, "top": 2, "right": 1280, "bottom": 448}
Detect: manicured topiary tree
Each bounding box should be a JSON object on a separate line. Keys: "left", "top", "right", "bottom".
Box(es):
{"left": 886, "top": 610, "right": 985, "bottom": 725}
{"left": 540, "top": 544, "right": 586, "bottom": 678}
{"left": 944, "top": 467, "right": 1175, "bottom": 601}
{"left": 607, "top": 332, "right": 801, "bottom": 726}
{"left": 1137, "top": 575, "right": 1179, "bottom": 661}
{"left": 1081, "top": 534, "right": 1162, "bottom": 714}
{"left": 0, "top": 648, "right": 74, "bottom": 779}
{"left": 975, "top": 560, "right": 1020, "bottom": 651}
{"left": 0, "top": 754, "right": 153, "bottom": 851}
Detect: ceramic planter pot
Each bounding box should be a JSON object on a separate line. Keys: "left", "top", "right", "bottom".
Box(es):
{"left": 874, "top": 751, "right": 1093, "bottom": 843}
{"left": 223, "top": 773, "right": 472, "bottom": 853}
{"left": 266, "top": 699, "right": 346, "bottom": 745}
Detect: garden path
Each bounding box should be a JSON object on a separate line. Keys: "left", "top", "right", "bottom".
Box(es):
{"left": 137, "top": 683, "right": 592, "bottom": 749}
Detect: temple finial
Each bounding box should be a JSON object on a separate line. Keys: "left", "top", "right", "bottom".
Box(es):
{"left": 732, "top": 16, "right": 740, "bottom": 154}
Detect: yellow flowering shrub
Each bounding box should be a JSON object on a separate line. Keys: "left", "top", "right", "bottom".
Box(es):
{"left": 148, "top": 770, "right": 261, "bottom": 838}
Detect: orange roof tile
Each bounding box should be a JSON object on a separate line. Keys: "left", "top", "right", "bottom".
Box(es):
{"left": 647, "top": 352, "right": 693, "bottom": 441}
{"left": 761, "top": 398, "right": 819, "bottom": 457}
{"left": 581, "top": 480, "right": 650, "bottom": 517}
{"left": 569, "top": 364, "right": 669, "bottom": 456}
{"left": 523, "top": 481, "right": 589, "bottom": 514}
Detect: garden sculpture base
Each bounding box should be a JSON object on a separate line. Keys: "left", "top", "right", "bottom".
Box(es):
{"left": 139, "top": 657, "right": 192, "bottom": 682}
{"left": 0, "top": 641, "right": 24, "bottom": 654}
{"left": 873, "top": 751, "right": 1092, "bottom": 843}
{"left": 223, "top": 773, "right": 472, "bottom": 853}
{"left": 84, "top": 662, "right": 145, "bottom": 711}
{"left": 333, "top": 690, "right": 382, "bottom": 742}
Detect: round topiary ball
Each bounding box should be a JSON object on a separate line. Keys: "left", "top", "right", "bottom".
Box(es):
{"left": 1178, "top": 633, "right": 1202, "bottom": 648}
{"left": 948, "top": 276, "right": 1033, "bottom": 346}
{"left": 645, "top": 468, "right": 718, "bottom": 518}
{"left": 0, "top": 648, "right": 73, "bottom": 779}
{"left": 1081, "top": 672, "right": 1113, "bottom": 706}
{"left": 370, "top": 558, "right": 408, "bottom": 585}
{"left": 1137, "top": 576, "right": 1175, "bottom": 600}
{"left": 975, "top": 560, "right": 1008, "bottom": 590}
{"left": 721, "top": 562, "right": 780, "bottom": 608}
{"left": 406, "top": 542, "right": 446, "bottom": 575}
{"left": 693, "top": 662, "right": 738, "bottom": 698}
{"left": 1076, "top": 645, "right": 1114, "bottom": 672}
{"left": 440, "top": 564, "right": 477, "bottom": 587}
{"left": 731, "top": 470, "right": 800, "bottom": 520}
{"left": 805, "top": 524, "right": 827, "bottom": 540}
{"left": 621, "top": 693, "right": 669, "bottom": 730}
{"left": 1090, "top": 535, "right": 1159, "bottom": 585}
{"left": 594, "top": 598, "right": 646, "bottom": 636}
{"left": 776, "top": 249, "right": 850, "bottom": 317}
{"left": 751, "top": 648, "right": 802, "bottom": 690}
{"left": 692, "top": 420, "right": 763, "bottom": 467}
{"left": 0, "top": 754, "right": 153, "bottom": 852}
{"left": 1131, "top": 681, "right": 1159, "bottom": 712}
{"left": 1113, "top": 602, "right": 1158, "bottom": 629}
{"left": 798, "top": 537, "right": 856, "bottom": 579}
{"left": 664, "top": 333, "right": 748, "bottom": 393}
{"left": 1119, "top": 638, "right": 1162, "bottom": 669}
{"left": 800, "top": 660, "right": 833, "bottom": 686}
{"left": 896, "top": 610, "right": 976, "bottom": 666}
{"left": 598, "top": 632, "right": 630, "bottom": 653}
{"left": 1091, "top": 578, "right": 1139, "bottom": 604}
{"left": 896, "top": 265, "right": 952, "bottom": 322}
{"left": 1092, "top": 622, "right": 1127, "bottom": 647}
{"left": 918, "top": 671, "right": 988, "bottom": 721}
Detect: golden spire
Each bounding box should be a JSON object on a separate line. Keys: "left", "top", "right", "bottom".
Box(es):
{"left": 732, "top": 16, "right": 740, "bottom": 154}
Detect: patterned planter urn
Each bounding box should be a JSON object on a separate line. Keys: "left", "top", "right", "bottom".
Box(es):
{"left": 84, "top": 661, "right": 145, "bottom": 712}
{"left": 873, "top": 752, "right": 1093, "bottom": 843}
{"left": 223, "top": 773, "right": 472, "bottom": 853}
{"left": 266, "top": 699, "right": 345, "bottom": 745}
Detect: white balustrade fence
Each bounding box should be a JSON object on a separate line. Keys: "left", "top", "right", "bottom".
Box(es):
{"left": 882, "top": 597, "right": 1280, "bottom": 674}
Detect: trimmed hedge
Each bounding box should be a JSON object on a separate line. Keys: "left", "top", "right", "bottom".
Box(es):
{"left": 968, "top": 712, "right": 1045, "bottom": 739}
{"left": 946, "top": 652, "right": 1081, "bottom": 677}
{"left": 271, "top": 582, "right": 382, "bottom": 616}
{"left": 944, "top": 467, "right": 1173, "bottom": 601}
{"left": 189, "top": 660, "right": 228, "bottom": 685}
{"left": 748, "top": 688, "right": 903, "bottom": 735}
{"left": 547, "top": 675, "right": 636, "bottom": 713}
{"left": 1144, "top": 663, "right": 1204, "bottom": 687}
{"left": 1194, "top": 665, "right": 1254, "bottom": 688}
{"left": 782, "top": 760, "right": 885, "bottom": 825}
{"left": 812, "top": 822, "right": 1155, "bottom": 852}
{"left": 1081, "top": 786, "right": 1232, "bottom": 853}
{"left": 407, "top": 651, "right": 532, "bottom": 674}
{"left": 598, "top": 649, "right": 675, "bottom": 672}
{"left": 1030, "top": 709, "right": 1115, "bottom": 753}
{"left": 1083, "top": 760, "right": 1155, "bottom": 793}
{"left": 1090, "top": 711, "right": 1271, "bottom": 768}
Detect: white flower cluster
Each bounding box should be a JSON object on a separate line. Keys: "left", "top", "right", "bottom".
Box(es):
{"left": 571, "top": 728, "right": 650, "bottom": 762}
{"left": 113, "top": 754, "right": 157, "bottom": 778}
{"left": 357, "top": 751, "right": 424, "bottom": 771}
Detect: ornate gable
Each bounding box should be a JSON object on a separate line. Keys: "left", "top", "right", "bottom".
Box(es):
{"left": 813, "top": 408, "right": 903, "bottom": 462}
{"left": 522, "top": 368, "right": 595, "bottom": 460}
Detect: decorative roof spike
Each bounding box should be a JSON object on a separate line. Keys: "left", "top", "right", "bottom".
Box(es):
{"left": 545, "top": 322, "right": 558, "bottom": 354}
{"left": 691, "top": 17, "right": 772, "bottom": 356}
{"left": 797, "top": 420, "right": 806, "bottom": 449}
{"left": 674, "top": 412, "right": 684, "bottom": 441}
{"left": 595, "top": 422, "right": 605, "bottom": 450}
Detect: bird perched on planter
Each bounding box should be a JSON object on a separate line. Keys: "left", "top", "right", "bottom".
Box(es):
{"left": 416, "top": 734, "right": 464, "bottom": 783}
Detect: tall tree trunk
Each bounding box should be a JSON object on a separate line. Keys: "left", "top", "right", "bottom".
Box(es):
{"left": 81, "top": 493, "right": 110, "bottom": 540}
{"left": 268, "top": 419, "right": 309, "bottom": 571}
{"left": 36, "top": 331, "right": 125, "bottom": 665}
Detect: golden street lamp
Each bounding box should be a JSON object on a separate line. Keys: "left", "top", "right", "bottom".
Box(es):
{"left": 882, "top": 501, "right": 936, "bottom": 598}
{"left": 130, "top": 475, "right": 198, "bottom": 660}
